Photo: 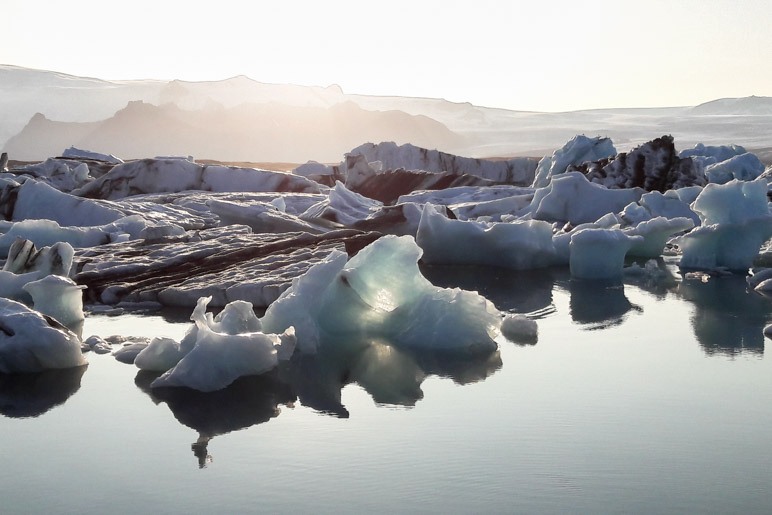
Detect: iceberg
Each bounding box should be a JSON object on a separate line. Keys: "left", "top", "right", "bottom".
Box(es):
{"left": 261, "top": 235, "right": 501, "bottom": 355}
{"left": 674, "top": 178, "right": 772, "bottom": 271}
{"left": 704, "top": 153, "right": 765, "bottom": 184}
{"left": 341, "top": 141, "right": 537, "bottom": 185}
{"left": 679, "top": 143, "right": 748, "bottom": 165}
{"left": 624, "top": 216, "right": 695, "bottom": 258}
{"left": 0, "top": 239, "right": 75, "bottom": 303}
{"left": 300, "top": 181, "right": 382, "bottom": 227}
{"left": 527, "top": 172, "right": 643, "bottom": 225}
{"left": 569, "top": 228, "right": 642, "bottom": 280}
{"left": 22, "top": 275, "right": 86, "bottom": 329}
{"left": 61, "top": 146, "right": 124, "bottom": 164}
{"left": 10, "top": 157, "right": 93, "bottom": 192}
{"left": 571, "top": 135, "right": 706, "bottom": 191}
{"left": 531, "top": 135, "right": 616, "bottom": 188}
{"left": 146, "top": 296, "right": 295, "bottom": 392}
{"left": 416, "top": 204, "right": 557, "bottom": 269}
{"left": 0, "top": 297, "right": 86, "bottom": 373}
{"left": 501, "top": 314, "right": 538, "bottom": 344}
{"left": 748, "top": 268, "right": 772, "bottom": 295}
{"left": 72, "top": 158, "right": 322, "bottom": 200}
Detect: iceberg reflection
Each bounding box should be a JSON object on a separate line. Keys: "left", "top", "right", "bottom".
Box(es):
{"left": 678, "top": 274, "right": 772, "bottom": 356}
{"left": 279, "top": 336, "right": 501, "bottom": 412}
{"left": 0, "top": 365, "right": 86, "bottom": 418}
{"left": 135, "top": 369, "right": 295, "bottom": 468}
{"left": 419, "top": 264, "right": 558, "bottom": 315}
{"left": 133, "top": 334, "right": 502, "bottom": 466}
{"left": 568, "top": 279, "right": 642, "bottom": 329}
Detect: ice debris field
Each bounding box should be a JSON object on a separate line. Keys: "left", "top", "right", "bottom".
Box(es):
{"left": 1, "top": 135, "right": 771, "bottom": 392}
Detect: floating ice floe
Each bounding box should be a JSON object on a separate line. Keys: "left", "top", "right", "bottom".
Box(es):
{"left": 340, "top": 141, "right": 537, "bottom": 185}
{"left": 261, "top": 235, "right": 501, "bottom": 355}
{"left": 74, "top": 226, "right": 380, "bottom": 308}
{"left": 679, "top": 143, "right": 748, "bottom": 166}
{"left": 0, "top": 297, "right": 86, "bottom": 373}
{"left": 300, "top": 181, "right": 381, "bottom": 226}
{"left": 10, "top": 157, "right": 97, "bottom": 192}
{"left": 147, "top": 296, "right": 296, "bottom": 392}
{"left": 61, "top": 146, "right": 124, "bottom": 165}
{"left": 72, "top": 158, "right": 323, "bottom": 200}
{"left": 416, "top": 203, "right": 557, "bottom": 268}
{"left": 674, "top": 178, "right": 772, "bottom": 271}
{"left": 342, "top": 153, "right": 498, "bottom": 204}
{"left": 0, "top": 215, "right": 184, "bottom": 257}
{"left": 500, "top": 314, "right": 538, "bottom": 345}
{"left": 569, "top": 228, "right": 642, "bottom": 280}
{"left": 704, "top": 153, "right": 765, "bottom": 184}
{"left": 532, "top": 135, "right": 617, "bottom": 188}
{"left": 22, "top": 275, "right": 85, "bottom": 329}
{"left": 526, "top": 172, "right": 643, "bottom": 225}
{"left": 0, "top": 239, "right": 75, "bottom": 303}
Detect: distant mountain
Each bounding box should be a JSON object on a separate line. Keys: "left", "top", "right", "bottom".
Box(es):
{"left": 691, "top": 96, "right": 772, "bottom": 115}
{"left": 0, "top": 64, "right": 163, "bottom": 146}
{"left": 3, "top": 100, "right": 464, "bottom": 163}
{"left": 2, "top": 65, "right": 772, "bottom": 163}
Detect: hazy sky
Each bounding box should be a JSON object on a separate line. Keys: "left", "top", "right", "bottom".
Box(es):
{"left": 4, "top": 0, "right": 771, "bottom": 112}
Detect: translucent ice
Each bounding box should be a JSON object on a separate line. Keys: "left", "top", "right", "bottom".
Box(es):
{"left": 624, "top": 216, "right": 695, "bottom": 258}
{"left": 675, "top": 179, "right": 772, "bottom": 270}
{"left": 261, "top": 235, "right": 501, "bottom": 355}
{"left": 569, "top": 228, "right": 643, "bottom": 279}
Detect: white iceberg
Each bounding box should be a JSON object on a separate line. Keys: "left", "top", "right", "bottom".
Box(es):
{"left": 704, "top": 153, "right": 765, "bottom": 184}
{"left": 416, "top": 204, "right": 556, "bottom": 268}
{"left": 22, "top": 275, "right": 86, "bottom": 329}
{"left": 532, "top": 135, "right": 616, "bottom": 188}
{"left": 674, "top": 178, "right": 772, "bottom": 270}
{"left": 0, "top": 297, "right": 86, "bottom": 373}
{"left": 527, "top": 172, "right": 643, "bottom": 225}
{"left": 0, "top": 239, "right": 75, "bottom": 303}
{"left": 145, "top": 296, "right": 295, "bottom": 392}
{"left": 61, "top": 146, "right": 124, "bottom": 164}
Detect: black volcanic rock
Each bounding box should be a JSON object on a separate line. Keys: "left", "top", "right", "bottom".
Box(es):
{"left": 568, "top": 135, "right": 707, "bottom": 191}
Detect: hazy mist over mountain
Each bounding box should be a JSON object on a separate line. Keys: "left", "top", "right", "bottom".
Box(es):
{"left": 3, "top": 65, "right": 772, "bottom": 163}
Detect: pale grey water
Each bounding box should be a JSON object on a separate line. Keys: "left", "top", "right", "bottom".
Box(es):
{"left": 2, "top": 261, "right": 772, "bottom": 514}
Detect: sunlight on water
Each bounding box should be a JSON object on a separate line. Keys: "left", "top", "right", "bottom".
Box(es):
{"left": 2, "top": 264, "right": 772, "bottom": 514}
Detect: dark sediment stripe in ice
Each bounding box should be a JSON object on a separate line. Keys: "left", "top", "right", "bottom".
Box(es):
{"left": 73, "top": 227, "right": 382, "bottom": 308}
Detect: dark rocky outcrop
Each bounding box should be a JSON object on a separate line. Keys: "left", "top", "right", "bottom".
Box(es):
{"left": 568, "top": 135, "right": 707, "bottom": 191}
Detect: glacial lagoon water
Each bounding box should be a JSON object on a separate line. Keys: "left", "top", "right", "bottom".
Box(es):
{"left": 2, "top": 259, "right": 772, "bottom": 515}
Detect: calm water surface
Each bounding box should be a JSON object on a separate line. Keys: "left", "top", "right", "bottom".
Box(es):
{"left": 2, "top": 261, "right": 772, "bottom": 514}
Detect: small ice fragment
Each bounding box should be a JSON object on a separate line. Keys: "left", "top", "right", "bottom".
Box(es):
{"left": 501, "top": 314, "right": 538, "bottom": 344}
